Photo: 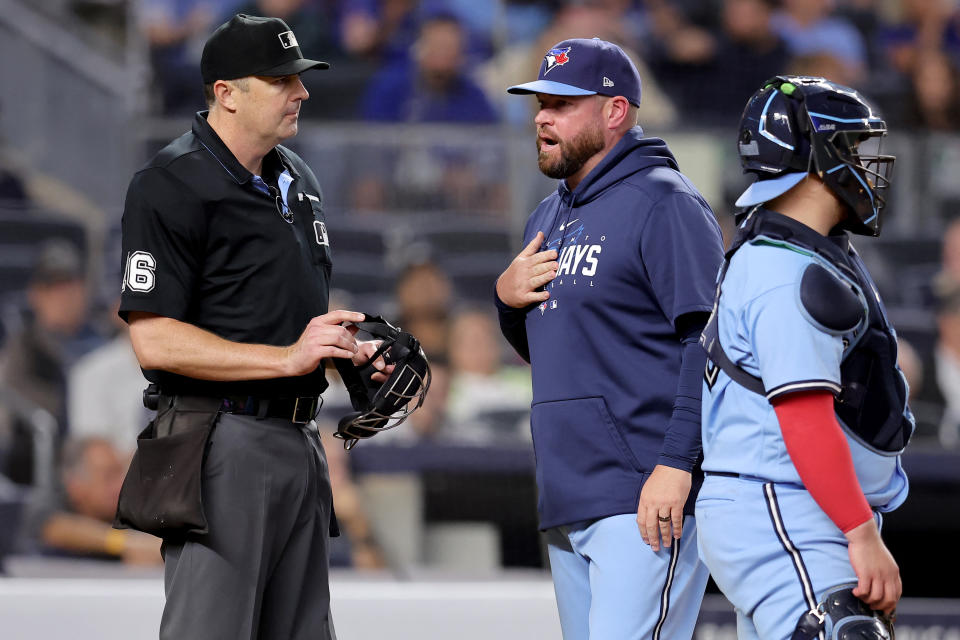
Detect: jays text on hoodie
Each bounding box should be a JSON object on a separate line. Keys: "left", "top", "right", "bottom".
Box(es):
{"left": 497, "top": 127, "right": 724, "bottom": 529}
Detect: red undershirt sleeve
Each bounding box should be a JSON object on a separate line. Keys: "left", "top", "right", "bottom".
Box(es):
{"left": 771, "top": 390, "right": 873, "bottom": 534}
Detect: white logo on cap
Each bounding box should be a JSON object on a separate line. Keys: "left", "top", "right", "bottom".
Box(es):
{"left": 603, "top": 77, "right": 614, "bottom": 87}
{"left": 278, "top": 31, "right": 299, "bottom": 49}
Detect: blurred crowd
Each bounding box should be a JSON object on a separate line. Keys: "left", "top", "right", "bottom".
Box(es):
{"left": 0, "top": 237, "right": 532, "bottom": 569}
{"left": 57, "top": 0, "right": 960, "bottom": 132}
{"left": 3, "top": 220, "right": 960, "bottom": 570}
{"left": 2, "top": 0, "right": 960, "bottom": 572}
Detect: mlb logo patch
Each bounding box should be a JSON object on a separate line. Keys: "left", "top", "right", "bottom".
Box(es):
{"left": 278, "top": 30, "right": 299, "bottom": 49}
{"left": 543, "top": 47, "right": 571, "bottom": 75}
{"left": 313, "top": 220, "right": 329, "bottom": 246}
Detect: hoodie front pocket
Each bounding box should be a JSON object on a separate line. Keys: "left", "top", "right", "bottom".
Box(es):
{"left": 530, "top": 396, "right": 644, "bottom": 525}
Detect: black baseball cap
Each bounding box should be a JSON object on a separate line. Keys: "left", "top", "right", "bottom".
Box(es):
{"left": 507, "top": 38, "right": 642, "bottom": 107}
{"left": 201, "top": 14, "right": 329, "bottom": 84}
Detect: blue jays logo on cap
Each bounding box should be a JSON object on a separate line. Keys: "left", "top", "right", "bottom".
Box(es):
{"left": 543, "top": 47, "right": 571, "bottom": 75}
{"left": 506, "top": 38, "right": 642, "bottom": 107}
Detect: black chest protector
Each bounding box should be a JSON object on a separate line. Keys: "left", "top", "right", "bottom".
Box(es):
{"left": 701, "top": 209, "right": 912, "bottom": 454}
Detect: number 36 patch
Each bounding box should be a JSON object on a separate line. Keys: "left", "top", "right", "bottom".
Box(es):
{"left": 123, "top": 251, "right": 157, "bottom": 293}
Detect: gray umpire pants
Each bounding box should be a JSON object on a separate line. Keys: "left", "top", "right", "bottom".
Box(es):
{"left": 159, "top": 412, "right": 337, "bottom": 640}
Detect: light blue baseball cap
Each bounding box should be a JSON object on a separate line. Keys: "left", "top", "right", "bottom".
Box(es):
{"left": 735, "top": 172, "right": 808, "bottom": 207}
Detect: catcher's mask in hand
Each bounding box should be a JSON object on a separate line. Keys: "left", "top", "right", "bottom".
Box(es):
{"left": 332, "top": 314, "right": 431, "bottom": 449}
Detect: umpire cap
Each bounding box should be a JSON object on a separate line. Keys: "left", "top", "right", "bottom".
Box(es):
{"left": 201, "top": 14, "right": 329, "bottom": 84}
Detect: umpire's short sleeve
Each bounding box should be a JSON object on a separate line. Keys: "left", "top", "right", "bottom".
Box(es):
{"left": 119, "top": 167, "right": 205, "bottom": 323}
{"left": 745, "top": 280, "right": 844, "bottom": 400}
{"left": 639, "top": 191, "right": 724, "bottom": 326}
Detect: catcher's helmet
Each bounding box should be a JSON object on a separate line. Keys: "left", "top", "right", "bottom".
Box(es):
{"left": 332, "top": 315, "right": 431, "bottom": 450}
{"left": 735, "top": 75, "right": 894, "bottom": 236}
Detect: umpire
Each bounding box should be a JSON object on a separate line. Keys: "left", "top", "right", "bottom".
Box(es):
{"left": 118, "top": 14, "right": 383, "bottom": 640}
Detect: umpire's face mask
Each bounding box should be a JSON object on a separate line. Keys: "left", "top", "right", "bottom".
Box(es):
{"left": 332, "top": 315, "right": 431, "bottom": 449}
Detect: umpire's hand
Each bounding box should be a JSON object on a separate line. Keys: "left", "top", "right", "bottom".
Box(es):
{"left": 350, "top": 337, "right": 395, "bottom": 383}
{"left": 285, "top": 310, "right": 365, "bottom": 376}
{"left": 496, "top": 232, "right": 559, "bottom": 308}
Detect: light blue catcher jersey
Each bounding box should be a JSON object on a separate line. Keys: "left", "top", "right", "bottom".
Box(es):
{"left": 701, "top": 235, "right": 909, "bottom": 512}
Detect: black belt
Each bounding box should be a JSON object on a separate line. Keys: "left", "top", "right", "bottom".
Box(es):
{"left": 705, "top": 471, "right": 741, "bottom": 479}
{"left": 221, "top": 396, "right": 319, "bottom": 424}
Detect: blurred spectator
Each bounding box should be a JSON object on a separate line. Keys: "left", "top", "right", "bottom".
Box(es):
{"left": 352, "top": 13, "right": 502, "bottom": 212}
{"left": 898, "top": 337, "right": 923, "bottom": 400}
{"left": 647, "top": 0, "right": 790, "bottom": 124}
{"left": 427, "top": 0, "right": 498, "bottom": 60}
{"left": 67, "top": 304, "right": 147, "bottom": 455}
{"left": 340, "top": 0, "right": 420, "bottom": 62}
{"left": 20, "top": 436, "right": 161, "bottom": 564}
{"left": 394, "top": 261, "right": 452, "bottom": 361}
{"left": 233, "top": 0, "right": 342, "bottom": 61}
{"left": 879, "top": 0, "right": 960, "bottom": 75}
{"left": 342, "top": 260, "right": 451, "bottom": 443}
{"left": 836, "top": 0, "right": 885, "bottom": 64}
{"left": 233, "top": 0, "right": 358, "bottom": 120}
{"left": 501, "top": 0, "right": 556, "bottom": 45}
{"left": 445, "top": 308, "right": 531, "bottom": 444}
{"left": 142, "top": 0, "right": 241, "bottom": 114}
{"left": 711, "top": 0, "right": 791, "bottom": 116}
{"left": 942, "top": 217, "right": 960, "bottom": 281}
{"left": 645, "top": 0, "right": 719, "bottom": 69}
{"left": 933, "top": 275, "right": 960, "bottom": 448}
{"left": 348, "top": 141, "right": 509, "bottom": 213}
{"left": 398, "top": 359, "right": 451, "bottom": 440}
{"left": 487, "top": 4, "right": 675, "bottom": 128}
{"left": 361, "top": 13, "right": 498, "bottom": 123}
{"left": 0, "top": 241, "right": 102, "bottom": 447}
{"left": 356, "top": 357, "right": 451, "bottom": 442}
{"left": 787, "top": 52, "right": 857, "bottom": 88}
{"left": 771, "top": 0, "right": 867, "bottom": 81}
{"left": 316, "top": 418, "right": 387, "bottom": 568}
{"left": 904, "top": 48, "right": 960, "bottom": 131}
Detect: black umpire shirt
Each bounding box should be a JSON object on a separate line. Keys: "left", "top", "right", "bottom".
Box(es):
{"left": 119, "top": 111, "right": 333, "bottom": 399}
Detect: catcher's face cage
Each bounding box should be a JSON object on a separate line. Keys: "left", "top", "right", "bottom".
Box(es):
{"left": 332, "top": 315, "right": 431, "bottom": 450}
{"left": 813, "top": 127, "right": 894, "bottom": 237}
{"left": 738, "top": 75, "right": 896, "bottom": 237}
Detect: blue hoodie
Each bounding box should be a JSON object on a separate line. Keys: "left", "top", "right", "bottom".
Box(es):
{"left": 497, "top": 127, "right": 724, "bottom": 529}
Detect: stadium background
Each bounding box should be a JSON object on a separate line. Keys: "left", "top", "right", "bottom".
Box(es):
{"left": 0, "top": 0, "right": 958, "bottom": 637}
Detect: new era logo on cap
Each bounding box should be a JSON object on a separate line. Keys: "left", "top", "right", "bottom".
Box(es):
{"left": 506, "top": 38, "right": 642, "bottom": 107}
{"left": 278, "top": 30, "right": 298, "bottom": 49}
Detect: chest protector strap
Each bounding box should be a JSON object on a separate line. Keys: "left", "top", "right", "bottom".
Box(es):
{"left": 701, "top": 209, "right": 912, "bottom": 453}
{"left": 702, "top": 258, "right": 766, "bottom": 397}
